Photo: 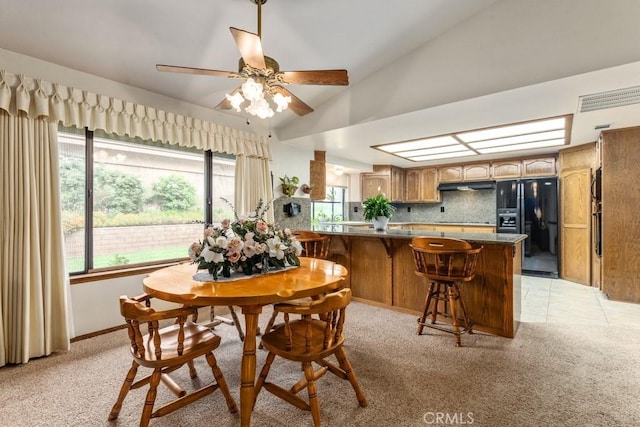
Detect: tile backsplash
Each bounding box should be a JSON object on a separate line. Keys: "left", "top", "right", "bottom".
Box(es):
{"left": 349, "top": 189, "right": 496, "bottom": 224}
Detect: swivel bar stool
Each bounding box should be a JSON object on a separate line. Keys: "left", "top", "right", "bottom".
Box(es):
{"left": 410, "top": 237, "right": 482, "bottom": 347}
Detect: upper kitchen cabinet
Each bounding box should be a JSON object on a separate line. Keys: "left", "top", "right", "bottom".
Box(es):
{"left": 405, "top": 168, "right": 440, "bottom": 202}
{"left": 463, "top": 163, "right": 492, "bottom": 181}
{"left": 361, "top": 165, "right": 404, "bottom": 202}
{"left": 491, "top": 160, "right": 522, "bottom": 179}
{"left": 439, "top": 163, "right": 492, "bottom": 182}
{"left": 438, "top": 165, "right": 463, "bottom": 182}
{"left": 522, "top": 157, "right": 557, "bottom": 177}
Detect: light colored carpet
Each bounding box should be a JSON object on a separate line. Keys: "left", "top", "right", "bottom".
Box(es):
{"left": 0, "top": 302, "right": 638, "bottom": 427}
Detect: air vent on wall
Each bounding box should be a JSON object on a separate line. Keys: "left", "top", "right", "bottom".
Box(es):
{"left": 578, "top": 85, "right": 640, "bottom": 113}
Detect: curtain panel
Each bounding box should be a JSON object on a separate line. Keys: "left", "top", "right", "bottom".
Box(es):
{"left": 0, "top": 70, "right": 271, "bottom": 160}
{"left": 0, "top": 110, "right": 71, "bottom": 366}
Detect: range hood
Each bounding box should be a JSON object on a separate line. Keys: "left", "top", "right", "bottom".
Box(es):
{"left": 437, "top": 181, "right": 496, "bottom": 191}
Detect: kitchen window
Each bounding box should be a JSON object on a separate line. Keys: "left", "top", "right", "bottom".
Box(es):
{"left": 311, "top": 186, "right": 346, "bottom": 224}
{"left": 58, "top": 125, "right": 234, "bottom": 275}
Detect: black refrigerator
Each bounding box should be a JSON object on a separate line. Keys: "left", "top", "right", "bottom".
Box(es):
{"left": 496, "top": 178, "right": 558, "bottom": 278}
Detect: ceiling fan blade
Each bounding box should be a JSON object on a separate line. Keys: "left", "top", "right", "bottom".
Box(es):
{"left": 230, "top": 27, "right": 266, "bottom": 69}
{"left": 156, "top": 64, "right": 239, "bottom": 79}
{"left": 272, "top": 86, "right": 314, "bottom": 116}
{"left": 278, "top": 70, "right": 349, "bottom": 86}
{"left": 215, "top": 87, "right": 241, "bottom": 111}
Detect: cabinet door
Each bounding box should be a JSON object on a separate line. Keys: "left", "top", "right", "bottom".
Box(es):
{"left": 463, "top": 163, "right": 491, "bottom": 181}
{"left": 560, "top": 168, "right": 590, "bottom": 285}
{"left": 419, "top": 168, "right": 440, "bottom": 202}
{"left": 491, "top": 160, "right": 522, "bottom": 179}
{"left": 405, "top": 169, "right": 421, "bottom": 202}
{"left": 405, "top": 168, "right": 439, "bottom": 202}
{"left": 390, "top": 167, "right": 405, "bottom": 202}
{"left": 522, "top": 157, "right": 556, "bottom": 177}
{"left": 438, "top": 165, "right": 463, "bottom": 182}
{"left": 361, "top": 174, "right": 389, "bottom": 201}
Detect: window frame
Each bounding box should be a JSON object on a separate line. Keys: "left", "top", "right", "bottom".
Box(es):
{"left": 60, "top": 127, "right": 233, "bottom": 282}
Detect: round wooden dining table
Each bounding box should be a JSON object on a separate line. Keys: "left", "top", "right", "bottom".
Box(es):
{"left": 142, "top": 257, "right": 348, "bottom": 427}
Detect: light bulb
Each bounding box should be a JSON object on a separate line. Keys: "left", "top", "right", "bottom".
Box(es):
{"left": 273, "top": 92, "right": 291, "bottom": 112}
{"left": 241, "top": 78, "right": 263, "bottom": 101}
{"left": 225, "top": 92, "right": 245, "bottom": 112}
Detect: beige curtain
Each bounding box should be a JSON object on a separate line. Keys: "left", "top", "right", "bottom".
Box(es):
{"left": 235, "top": 155, "right": 274, "bottom": 223}
{"left": 0, "top": 110, "right": 71, "bottom": 366}
{"left": 0, "top": 70, "right": 271, "bottom": 160}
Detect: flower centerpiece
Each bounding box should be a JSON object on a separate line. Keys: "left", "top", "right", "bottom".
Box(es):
{"left": 188, "top": 199, "right": 302, "bottom": 280}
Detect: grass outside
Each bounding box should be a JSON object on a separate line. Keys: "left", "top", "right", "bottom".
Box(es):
{"left": 67, "top": 245, "right": 188, "bottom": 273}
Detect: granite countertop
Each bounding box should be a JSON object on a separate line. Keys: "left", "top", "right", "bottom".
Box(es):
{"left": 332, "top": 221, "right": 496, "bottom": 227}
{"left": 310, "top": 224, "right": 526, "bottom": 245}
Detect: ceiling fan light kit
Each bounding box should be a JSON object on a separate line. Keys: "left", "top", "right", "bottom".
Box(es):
{"left": 156, "top": 0, "right": 348, "bottom": 119}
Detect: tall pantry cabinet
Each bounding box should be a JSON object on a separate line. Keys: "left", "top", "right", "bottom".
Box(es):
{"left": 600, "top": 127, "right": 640, "bottom": 303}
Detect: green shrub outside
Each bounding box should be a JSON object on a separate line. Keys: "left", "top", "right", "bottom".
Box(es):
{"left": 150, "top": 174, "right": 197, "bottom": 211}
{"left": 94, "top": 168, "right": 144, "bottom": 214}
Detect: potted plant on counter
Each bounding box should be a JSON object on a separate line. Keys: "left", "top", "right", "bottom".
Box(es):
{"left": 362, "top": 193, "right": 396, "bottom": 231}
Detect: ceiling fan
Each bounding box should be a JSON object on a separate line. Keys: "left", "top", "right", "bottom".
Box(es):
{"left": 156, "top": 0, "right": 349, "bottom": 118}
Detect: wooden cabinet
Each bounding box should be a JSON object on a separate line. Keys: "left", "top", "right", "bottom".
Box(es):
{"left": 390, "top": 167, "right": 405, "bottom": 202}
{"left": 439, "top": 163, "right": 491, "bottom": 182}
{"left": 463, "top": 163, "right": 491, "bottom": 181}
{"left": 361, "top": 174, "right": 389, "bottom": 201}
{"left": 438, "top": 165, "right": 463, "bottom": 182}
{"left": 522, "top": 157, "right": 556, "bottom": 177}
{"left": 361, "top": 165, "right": 404, "bottom": 202}
{"left": 405, "top": 168, "right": 439, "bottom": 202}
{"left": 600, "top": 127, "right": 640, "bottom": 303}
{"left": 491, "top": 160, "right": 522, "bottom": 179}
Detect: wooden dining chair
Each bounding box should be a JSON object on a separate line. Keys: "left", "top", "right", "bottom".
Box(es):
{"left": 260, "top": 231, "right": 331, "bottom": 346}
{"left": 108, "top": 294, "right": 237, "bottom": 426}
{"left": 255, "top": 288, "right": 367, "bottom": 426}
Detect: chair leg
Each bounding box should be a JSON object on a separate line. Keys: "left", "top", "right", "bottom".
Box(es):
{"left": 417, "top": 282, "right": 435, "bottom": 334}
{"left": 254, "top": 352, "right": 276, "bottom": 402}
{"left": 447, "top": 284, "right": 462, "bottom": 347}
{"left": 108, "top": 361, "right": 139, "bottom": 420}
{"left": 455, "top": 283, "right": 473, "bottom": 334}
{"left": 259, "top": 311, "right": 279, "bottom": 349}
{"left": 205, "top": 352, "right": 238, "bottom": 413}
{"left": 303, "top": 361, "right": 322, "bottom": 427}
{"left": 187, "top": 360, "right": 198, "bottom": 379}
{"left": 335, "top": 347, "right": 368, "bottom": 407}
{"left": 227, "top": 306, "right": 245, "bottom": 341}
{"left": 141, "top": 369, "right": 162, "bottom": 427}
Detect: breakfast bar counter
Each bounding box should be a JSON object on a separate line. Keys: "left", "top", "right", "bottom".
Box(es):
{"left": 310, "top": 225, "right": 526, "bottom": 338}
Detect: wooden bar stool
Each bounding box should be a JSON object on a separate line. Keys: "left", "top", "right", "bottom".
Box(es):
{"left": 409, "top": 237, "right": 482, "bottom": 347}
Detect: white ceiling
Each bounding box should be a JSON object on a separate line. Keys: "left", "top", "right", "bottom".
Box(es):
{"left": 2, "top": 0, "right": 640, "bottom": 171}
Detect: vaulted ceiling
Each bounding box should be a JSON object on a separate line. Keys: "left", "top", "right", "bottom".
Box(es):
{"left": 2, "top": 0, "right": 640, "bottom": 169}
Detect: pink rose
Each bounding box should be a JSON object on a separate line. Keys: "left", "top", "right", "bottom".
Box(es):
{"left": 203, "top": 226, "right": 215, "bottom": 237}
{"left": 227, "top": 251, "right": 241, "bottom": 263}
{"left": 256, "top": 220, "right": 269, "bottom": 233}
{"left": 221, "top": 219, "right": 231, "bottom": 229}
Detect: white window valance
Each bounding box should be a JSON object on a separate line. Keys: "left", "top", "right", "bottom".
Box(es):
{"left": 0, "top": 69, "right": 271, "bottom": 159}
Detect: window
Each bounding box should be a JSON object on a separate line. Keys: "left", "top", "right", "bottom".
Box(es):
{"left": 58, "top": 126, "right": 234, "bottom": 274}
{"left": 311, "top": 187, "right": 346, "bottom": 224}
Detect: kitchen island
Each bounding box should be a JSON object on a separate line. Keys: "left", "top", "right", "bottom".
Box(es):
{"left": 310, "top": 225, "right": 526, "bottom": 338}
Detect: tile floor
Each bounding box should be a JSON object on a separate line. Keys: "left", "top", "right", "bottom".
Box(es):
{"left": 521, "top": 275, "right": 640, "bottom": 329}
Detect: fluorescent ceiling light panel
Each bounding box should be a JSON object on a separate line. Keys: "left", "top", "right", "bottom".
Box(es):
{"left": 396, "top": 144, "right": 468, "bottom": 157}
{"left": 457, "top": 117, "right": 565, "bottom": 142}
{"left": 409, "top": 150, "right": 475, "bottom": 162}
{"left": 376, "top": 136, "right": 457, "bottom": 153}
{"left": 372, "top": 115, "right": 569, "bottom": 162}
{"left": 477, "top": 138, "right": 565, "bottom": 154}
{"left": 468, "top": 129, "right": 565, "bottom": 149}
